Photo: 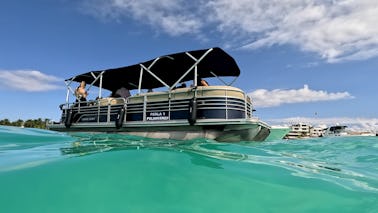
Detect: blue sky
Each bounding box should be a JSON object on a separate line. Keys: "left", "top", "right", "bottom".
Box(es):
{"left": 1, "top": 0, "right": 377, "bottom": 131}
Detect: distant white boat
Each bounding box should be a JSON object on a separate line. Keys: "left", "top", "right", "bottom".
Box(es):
{"left": 359, "top": 132, "right": 376, "bottom": 136}
{"left": 323, "top": 125, "right": 348, "bottom": 137}
{"left": 284, "top": 123, "right": 311, "bottom": 139}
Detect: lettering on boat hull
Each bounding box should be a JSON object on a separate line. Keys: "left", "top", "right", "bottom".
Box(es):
{"left": 146, "top": 111, "right": 169, "bottom": 121}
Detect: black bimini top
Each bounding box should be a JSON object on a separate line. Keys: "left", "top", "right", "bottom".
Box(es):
{"left": 67, "top": 47, "right": 240, "bottom": 91}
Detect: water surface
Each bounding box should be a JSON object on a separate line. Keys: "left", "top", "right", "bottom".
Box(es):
{"left": 0, "top": 126, "right": 377, "bottom": 212}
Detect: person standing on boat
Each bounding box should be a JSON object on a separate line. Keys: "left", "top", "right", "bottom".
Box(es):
{"left": 192, "top": 77, "right": 209, "bottom": 87}
{"left": 198, "top": 77, "right": 209, "bottom": 86}
{"left": 75, "top": 81, "right": 88, "bottom": 102}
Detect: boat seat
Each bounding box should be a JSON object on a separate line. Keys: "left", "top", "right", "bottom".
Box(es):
{"left": 97, "top": 97, "right": 125, "bottom": 106}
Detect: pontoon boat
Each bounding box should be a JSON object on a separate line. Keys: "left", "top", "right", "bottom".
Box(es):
{"left": 48, "top": 47, "right": 270, "bottom": 142}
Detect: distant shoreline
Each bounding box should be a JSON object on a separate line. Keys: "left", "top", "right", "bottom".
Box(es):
{"left": 0, "top": 118, "right": 49, "bottom": 129}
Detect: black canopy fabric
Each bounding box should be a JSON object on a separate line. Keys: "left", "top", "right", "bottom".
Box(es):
{"left": 67, "top": 47, "right": 240, "bottom": 92}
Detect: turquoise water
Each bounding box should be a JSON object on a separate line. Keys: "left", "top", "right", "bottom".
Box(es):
{"left": 0, "top": 126, "right": 377, "bottom": 213}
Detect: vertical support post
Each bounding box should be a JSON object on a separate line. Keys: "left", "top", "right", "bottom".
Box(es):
{"left": 107, "top": 103, "right": 111, "bottom": 123}
{"left": 168, "top": 93, "right": 171, "bottom": 120}
{"left": 99, "top": 73, "right": 104, "bottom": 122}
{"left": 65, "top": 87, "right": 70, "bottom": 104}
{"left": 194, "top": 66, "right": 198, "bottom": 86}
{"left": 143, "top": 95, "right": 147, "bottom": 121}
{"left": 97, "top": 103, "right": 101, "bottom": 123}
{"left": 99, "top": 74, "right": 103, "bottom": 99}
{"left": 138, "top": 67, "right": 143, "bottom": 94}
{"left": 225, "top": 89, "right": 228, "bottom": 120}
{"left": 65, "top": 87, "right": 70, "bottom": 119}
{"left": 64, "top": 79, "right": 75, "bottom": 104}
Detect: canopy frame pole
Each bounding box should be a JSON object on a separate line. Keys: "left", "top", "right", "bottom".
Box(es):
{"left": 138, "top": 67, "right": 143, "bottom": 94}
{"left": 147, "top": 57, "right": 161, "bottom": 70}
{"left": 66, "top": 71, "right": 104, "bottom": 102}
{"left": 228, "top": 77, "right": 238, "bottom": 86}
{"left": 64, "top": 78, "right": 76, "bottom": 104}
{"left": 210, "top": 71, "right": 226, "bottom": 84}
{"left": 87, "top": 71, "right": 105, "bottom": 92}
{"left": 140, "top": 64, "right": 170, "bottom": 89}
{"left": 210, "top": 71, "right": 238, "bottom": 86}
{"left": 99, "top": 74, "right": 103, "bottom": 99}
{"left": 194, "top": 66, "right": 197, "bottom": 87}
{"left": 65, "top": 86, "right": 70, "bottom": 104}
{"left": 87, "top": 71, "right": 105, "bottom": 98}
{"left": 137, "top": 56, "right": 174, "bottom": 93}
{"left": 147, "top": 56, "right": 171, "bottom": 88}
{"left": 170, "top": 48, "right": 214, "bottom": 90}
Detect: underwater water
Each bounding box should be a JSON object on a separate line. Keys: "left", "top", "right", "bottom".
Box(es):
{"left": 0, "top": 125, "right": 377, "bottom": 213}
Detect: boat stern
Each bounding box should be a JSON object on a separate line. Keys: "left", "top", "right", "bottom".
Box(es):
{"left": 215, "top": 119, "right": 271, "bottom": 142}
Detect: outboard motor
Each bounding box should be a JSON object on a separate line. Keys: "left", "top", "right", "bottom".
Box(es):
{"left": 188, "top": 98, "right": 197, "bottom": 125}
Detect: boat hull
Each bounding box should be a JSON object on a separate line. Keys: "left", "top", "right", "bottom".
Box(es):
{"left": 49, "top": 119, "right": 270, "bottom": 142}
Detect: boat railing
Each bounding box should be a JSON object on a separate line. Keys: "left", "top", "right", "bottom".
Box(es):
{"left": 59, "top": 86, "right": 254, "bottom": 125}
{"left": 60, "top": 97, "right": 126, "bottom": 124}
{"left": 129, "top": 86, "right": 253, "bottom": 122}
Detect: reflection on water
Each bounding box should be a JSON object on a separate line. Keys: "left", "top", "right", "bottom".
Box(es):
{"left": 61, "top": 133, "right": 378, "bottom": 193}
{"left": 61, "top": 133, "right": 186, "bottom": 155}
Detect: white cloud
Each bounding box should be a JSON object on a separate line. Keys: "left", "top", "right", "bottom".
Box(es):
{"left": 248, "top": 85, "right": 353, "bottom": 107}
{"left": 218, "top": 0, "right": 378, "bottom": 63}
{"left": 81, "top": 0, "right": 378, "bottom": 62}
{"left": 268, "top": 117, "right": 378, "bottom": 132}
{"left": 81, "top": 0, "right": 203, "bottom": 36}
{"left": 0, "top": 70, "right": 62, "bottom": 92}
